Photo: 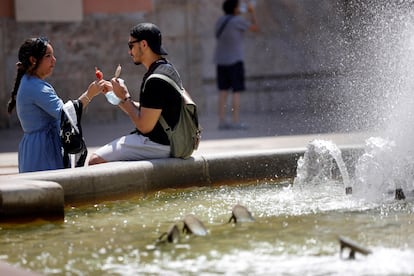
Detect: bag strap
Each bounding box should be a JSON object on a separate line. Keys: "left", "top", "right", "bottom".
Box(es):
{"left": 145, "top": 73, "right": 195, "bottom": 105}
{"left": 144, "top": 73, "right": 194, "bottom": 138}
{"left": 216, "top": 15, "right": 234, "bottom": 39}
{"left": 159, "top": 115, "right": 171, "bottom": 138}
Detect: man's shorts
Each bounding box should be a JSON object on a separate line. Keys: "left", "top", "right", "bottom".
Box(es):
{"left": 216, "top": 61, "right": 245, "bottom": 92}
{"left": 93, "top": 133, "right": 170, "bottom": 162}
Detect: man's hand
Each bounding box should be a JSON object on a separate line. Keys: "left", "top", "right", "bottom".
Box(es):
{"left": 111, "top": 78, "right": 130, "bottom": 100}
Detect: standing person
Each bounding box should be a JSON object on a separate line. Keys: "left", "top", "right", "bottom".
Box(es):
{"left": 214, "top": 0, "right": 259, "bottom": 130}
{"left": 7, "top": 37, "right": 105, "bottom": 173}
{"left": 88, "top": 22, "right": 185, "bottom": 165}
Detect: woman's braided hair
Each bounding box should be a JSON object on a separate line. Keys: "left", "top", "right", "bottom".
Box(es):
{"left": 7, "top": 37, "right": 49, "bottom": 114}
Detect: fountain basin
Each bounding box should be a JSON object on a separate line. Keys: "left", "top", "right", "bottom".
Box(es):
{"left": 0, "top": 146, "right": 363, "bottom": 219}
{"left": 1, "top": 177, "right": 413, "bottom": 275}
{"left": 1, "top": 140, "right": 413, "bottom": 275}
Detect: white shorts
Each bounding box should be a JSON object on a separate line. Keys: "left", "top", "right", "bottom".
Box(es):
{"left": 93, "top": 133, "right": 171, "bottom": 162}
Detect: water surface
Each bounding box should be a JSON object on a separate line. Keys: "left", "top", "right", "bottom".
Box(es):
{"left": 0, "top": 181, "right": 413, "bottom": 275}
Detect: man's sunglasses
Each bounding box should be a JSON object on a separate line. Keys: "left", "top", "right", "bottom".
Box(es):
{"left": 128, "top": 40, "right": 140, "bottom": 50}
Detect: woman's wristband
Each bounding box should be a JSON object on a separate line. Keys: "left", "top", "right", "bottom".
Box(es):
{"left": 84, "top": 94, "right": 92, "bottom": 103}
{"left": 80, "top": 92, "right": 92, "bottom": 103}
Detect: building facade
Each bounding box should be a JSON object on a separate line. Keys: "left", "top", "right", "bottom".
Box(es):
{"left": 0, "top": 0, "right": 348, "bottom": 128}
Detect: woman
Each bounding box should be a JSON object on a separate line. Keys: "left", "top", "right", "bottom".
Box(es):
{"left": 7, "top": 37, "right": 105, "bottom": 173}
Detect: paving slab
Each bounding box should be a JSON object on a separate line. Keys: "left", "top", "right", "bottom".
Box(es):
{"left": 0, "top": 109, "right": 375, "bottom": 219}
{"left": 0, "top": 131, "right": 371, "bottom": 176}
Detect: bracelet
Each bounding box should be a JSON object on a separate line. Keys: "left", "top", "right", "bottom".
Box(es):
{"left": 84, "top": 94, "right": 92, "bottom": 103}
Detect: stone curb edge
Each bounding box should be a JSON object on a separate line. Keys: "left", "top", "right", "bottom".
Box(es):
{"left": 0, "top": 146, "right": 364, "bottom": 220}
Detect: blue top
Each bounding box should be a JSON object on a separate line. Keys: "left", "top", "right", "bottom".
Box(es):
{"left": 16, "top": 74, "right": 64, "bottom": 173}
{"left": 214, "top": 15, "right": 250, "bottom": 65}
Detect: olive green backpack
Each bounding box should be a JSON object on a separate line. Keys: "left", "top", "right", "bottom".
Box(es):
{"left": 144, "top": 72, "right": 201, "bottom": 159}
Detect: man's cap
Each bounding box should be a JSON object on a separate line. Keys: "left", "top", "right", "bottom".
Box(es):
{"left": 130, "top": 23, "right": 168, "bottom": 55}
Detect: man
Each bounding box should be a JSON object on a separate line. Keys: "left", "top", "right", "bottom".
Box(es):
{"left": 88, "top": 23, "right": 183, "bottom": 165}
{"left": 214, "top": 0, "right": 259, "bottom": 130}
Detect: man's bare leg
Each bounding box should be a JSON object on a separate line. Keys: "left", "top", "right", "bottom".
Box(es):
{"left": 232, "top": 92, "right": 240, "bottom": 124}
{"left": 88, "top": 154, "right": 107, "bottom": 165}
{"left": 218, "top": 90, "right": 229, "bottom": 128}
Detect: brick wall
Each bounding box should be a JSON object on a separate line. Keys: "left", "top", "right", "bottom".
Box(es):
{"left": 0, "top": 0, "right": 347, "bottom": 128}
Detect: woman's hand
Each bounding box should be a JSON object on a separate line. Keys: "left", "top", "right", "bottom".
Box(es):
{"left": 79, "top": 79, "right": 111, "bottom": 107}
{"left": 88, "top": 79, "right": 110, "bottom": 97}
{"left": 100, "top": 80, "right": 113, "bottom": 94}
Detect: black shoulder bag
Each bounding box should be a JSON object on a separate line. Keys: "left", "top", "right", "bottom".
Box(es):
{"left": 60, "top": 100, "right": 88, "bottom": 168}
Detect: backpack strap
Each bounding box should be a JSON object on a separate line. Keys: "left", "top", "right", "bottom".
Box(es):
{"left": 143, "top": 73, "right": 195, "bottom": 138}
{"left": 145, "top": 73, "right": 195, "bottom": 105}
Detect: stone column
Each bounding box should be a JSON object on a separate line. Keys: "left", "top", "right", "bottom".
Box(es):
{"left": 153, "top": 0, "right": 204, "bottom": 112}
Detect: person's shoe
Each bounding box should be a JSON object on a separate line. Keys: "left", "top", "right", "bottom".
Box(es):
{"left": 230, "top": 122, "right": 248, "bottom": 130}
{"left": 218, "top": 121, "right": 232, "bottom": 130}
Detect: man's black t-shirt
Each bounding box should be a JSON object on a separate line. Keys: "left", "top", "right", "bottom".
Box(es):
{"left": 138, "top": 59, "right": 182, "bottom": 145}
